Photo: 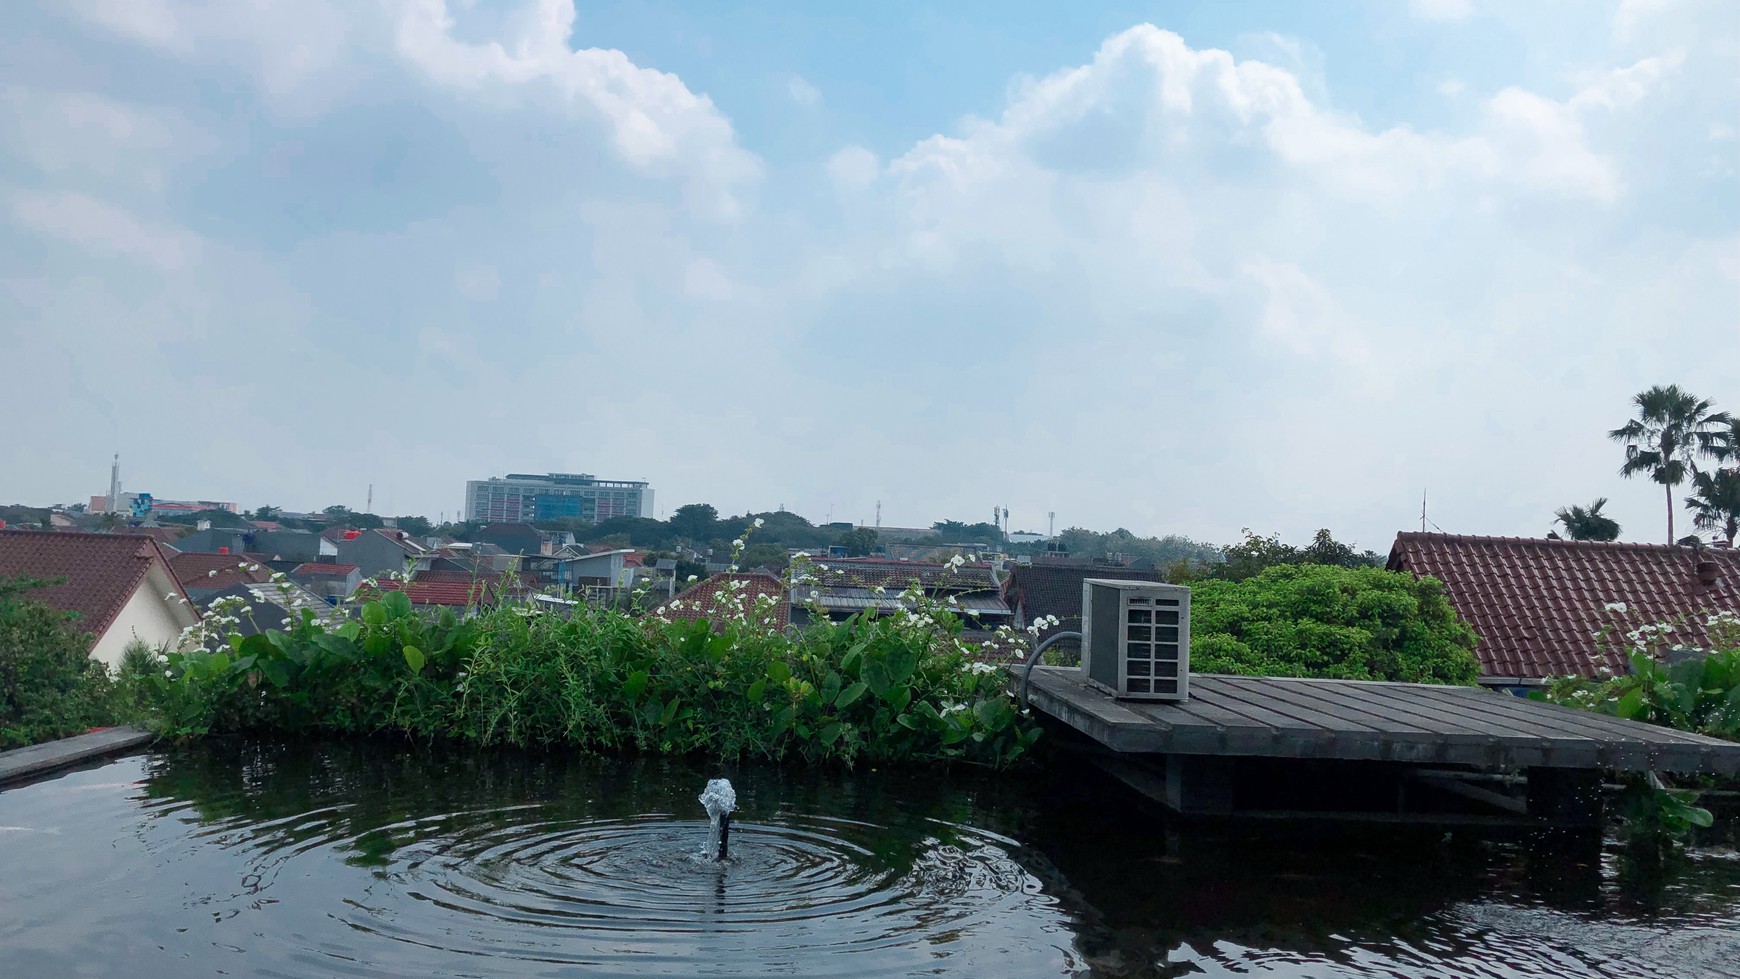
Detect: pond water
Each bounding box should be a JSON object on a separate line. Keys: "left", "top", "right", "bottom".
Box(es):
{"left": 2, "top": 740, "right": 1737, "bottom": 978}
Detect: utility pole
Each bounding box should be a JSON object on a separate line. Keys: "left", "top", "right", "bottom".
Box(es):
{"left": 367, "top": 483, "right": 374, "bottom": 514}
{"left": 1048, "top": 511, "right": 1055, "bottom": 537}
{"left": 875, "top": 500, "right": 881, "bottom": 529}
{"left": 1421, "top": 489, "right": 1427, "bottom": 533}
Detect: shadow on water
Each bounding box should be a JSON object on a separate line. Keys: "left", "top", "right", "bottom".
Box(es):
{"left": 1, "top": 738, "right": 1737, "bottom": 978}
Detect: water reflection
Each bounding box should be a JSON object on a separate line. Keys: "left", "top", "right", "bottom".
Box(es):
{"left": 0, "top": 739, "right": 1735, "bottom": 979}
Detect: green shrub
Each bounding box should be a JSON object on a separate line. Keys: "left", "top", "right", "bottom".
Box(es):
{"left": 1537, "top": 611, "right": 1740, "bottom": 739}
{"left": 0, "top": 576, "right": 116, "bottom": 748}
{"left": 1187, "top": 564, "right": 1480, "bottom": 683}
{"left": 139, "top": 579, "right": 1039, "bottom": 769}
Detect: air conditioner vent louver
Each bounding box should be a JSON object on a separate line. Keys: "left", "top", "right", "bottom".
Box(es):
{"left": 1081, "top": 579, "right": 1190, "bottom": 701}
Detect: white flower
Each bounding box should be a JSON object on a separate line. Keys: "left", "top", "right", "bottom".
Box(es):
{"left": 207, "top": 570, "right": 218, "bottom": 578}
{"left": 687, "top": 575, "right": 699, "bottom": 582}
{"left": 732, "top": 538, "right": 745, "bottom": 548}
{"left": 809, "top": 590, "right": 820, "bottom": 600}
{"left": 754, "top": 517, "right": 765, "bottom": 528}
{"left": 1603, "top": 601, "right": 1627, "bottom": 613}
{"left": 964, "top": 661, "right": 998, "bottom": 676}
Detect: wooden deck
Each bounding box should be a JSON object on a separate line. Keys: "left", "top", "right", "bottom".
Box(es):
{"left": 1022, "top": 667, "right": 1740, "bottom": 775}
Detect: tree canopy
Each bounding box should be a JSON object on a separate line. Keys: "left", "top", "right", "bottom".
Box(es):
{"left": 1189, "top": 565, "right": 1480, "bottom": 684}
{"left": 1553, "top": 498, "right": 1621, "bottom": 541}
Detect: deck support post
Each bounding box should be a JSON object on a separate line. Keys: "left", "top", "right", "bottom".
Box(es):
{"left": 1525, "top": 767, "right": 1604, "bottom": 829}
{"left": 1165, "top": 754, "right": 1234, "bottom": 816}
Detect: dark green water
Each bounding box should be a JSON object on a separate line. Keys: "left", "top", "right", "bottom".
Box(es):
{"left": 2, "top": 740, "right": 1737, "bottom": 978}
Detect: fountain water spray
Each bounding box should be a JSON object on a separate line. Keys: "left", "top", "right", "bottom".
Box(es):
{"left": 699, "top": 779, "right": 736, "bottom": 861}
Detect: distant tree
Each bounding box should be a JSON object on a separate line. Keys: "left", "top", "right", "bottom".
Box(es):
{"left": 738, "top": 543, "right": 789, "bottom": 571}
{"left": 839, "top": 527, "right": 879, "bottom": 557}
{"left": 251, "top": 505, "right": 282, "bottom": 521}
{"left": 1687, "top": 470, "right": 1740, "bottom": 546}
{"left": 1209, "top": 528, "right": 1380, "bottom": 582}
{"left": 322, "top": 505, "right": 355, "bottom": 522}
{"left": 1610, "top": 385, "right": 1731, "bottom": 543}
{"left": 931, "top": 519, "right": 1003, "bottom": 542}
{"left": 393, "top": 515, "right": 433, "bottom": 536}
{"left": 1552, "top": 498, "right": 1622, "bottom": 542}
{"left": 670, "top": 503, "right": 720, "bottom": 542}
{"left": 94, "top": 512, "right": 124, "bottom": 532}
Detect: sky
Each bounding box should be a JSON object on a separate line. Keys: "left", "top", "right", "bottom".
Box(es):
{"left": 1, "top": 0, "right": 1736, "bottom": 550}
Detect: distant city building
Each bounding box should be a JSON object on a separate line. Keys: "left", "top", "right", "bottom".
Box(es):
{"left": 90, "top": 491, "right": 238, "bottom": 517}
{"left": 90, "top": 454, "right": 236, "bottom": 516}
{"left": 464, "top": 473, "right": 654, "bottom": 524}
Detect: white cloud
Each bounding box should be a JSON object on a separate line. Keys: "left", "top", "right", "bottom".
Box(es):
{"left": 1438, "top": 77, "right": 1466, "bottom": 97}
{"left": 392, "top": 0, "right": 758, "bottom": 217}
{"left": 9, "top": 190, "right": 196, "bottom": 270}
{"left": 826, "top": 145, "right": 880, "bottom": 188}
{"left": 787, "top": 74, "right": 821, "bottom": 108}
{"left": 3, "top": 5, "right": 1735, "bottom": 550}
{"left": 1411, "top": 0, "right": 1474, "bottom": 21}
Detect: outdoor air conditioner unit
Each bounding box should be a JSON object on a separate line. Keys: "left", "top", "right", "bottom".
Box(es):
{"left": 1081, "top": 579, "right": 1190, "bottom": 701}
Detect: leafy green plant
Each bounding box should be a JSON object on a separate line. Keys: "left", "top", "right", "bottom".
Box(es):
{"left": 1617, "top": 771, "right": 1713, "bottom": 844}
{"left": 0, "top": 575, "right": 117, "bottom": 748}
{"left": 1186, "top": 564, "right": 1481, "bottom": 683}
{"left": 132, "top": 539, "right": 1039, "bottom": 770}
{"left": 1537, "top": 610, "right": 1740, "bottom": 739}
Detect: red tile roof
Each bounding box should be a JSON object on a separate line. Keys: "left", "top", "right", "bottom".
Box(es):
{"left": 0, "top": 530, "right": 190, "bottom": 642}
{"left": 1387, "top": 533, "right": 1740, "bottom": 681}
{"left": 1003, "top": 564, "right": 1164, "bottom": 633}
{"left": 290, "top": 562, "right": 359, "bottom": 577}
{"left": 168, "top": 552, "right": 275, "bottom": 591}
{"left": 366, "top": 577, "right": 498, "bottom": 608}
{"left": 652, "top": 573, "right": 789, "bottom": 631}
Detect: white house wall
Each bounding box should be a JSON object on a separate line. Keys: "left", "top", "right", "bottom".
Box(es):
{"left": 92, "top": 567, "right": 197, "bottom": 668}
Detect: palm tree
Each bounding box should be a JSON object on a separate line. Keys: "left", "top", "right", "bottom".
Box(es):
{"left": 1553, "top": 498, "right": 1621, "bottom": 541}
{"left": 1609, "top": 385, "right": 1732, "bottom": 543}
{"left": 1687, "top": 470, "right": 1740, "bottom": 546}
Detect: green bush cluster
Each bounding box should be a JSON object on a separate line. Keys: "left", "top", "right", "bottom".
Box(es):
{"left": 1537, "top": 616, "right": 1740, "bottom": 740}
{"left": 1187, "top": 564, "right": 1481, "bottom": 683}
{"left": 0, "top": 576, "right": 118, "bottom": 749}
{"left": 143, "top": 590, "right": 1039, "bottom": 769}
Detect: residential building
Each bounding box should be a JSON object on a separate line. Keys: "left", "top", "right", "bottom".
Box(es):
{"left": 289, "top": 563, "right": 362, "bottom": 602}
{"left": 171, "top": 528, "right": 332, "bottom": 563}
{"left": 464, "top": 472, "right": 654, "bottom": 524}
{"left": 334, "top": 529, "right": 434, "bottom": 579}
{"left": 167, "top": 551, "right": 274, "bottom": 602}
{"left": 790, "top": 557, "right": 1014, "bottom": 634}
{"left": 1002, "top": 564, "right": 1165, "bottom": 635}
{"left": 1386, "top": 533, "right": 1740, "bottom": 689}
{"left": 0, "top": 530, "right": 199, "bottom": 667}
{"left": 470, "top": 522, "right": 547, "bottom": 555}
{"left": 652, "top": 572, "right": 789, "bottom": 632}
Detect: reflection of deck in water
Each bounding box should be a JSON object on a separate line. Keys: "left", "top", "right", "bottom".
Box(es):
{"left": 1019, "top": 666, "right": 1740, "bottom": 827}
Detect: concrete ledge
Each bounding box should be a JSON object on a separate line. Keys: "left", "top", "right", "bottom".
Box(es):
{"left": 0, "top": 726, "right": 155, "bottom": 787}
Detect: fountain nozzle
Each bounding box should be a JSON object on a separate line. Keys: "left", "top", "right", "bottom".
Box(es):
{"left": 699, "top": 778, "right": 737, "bottom": 862}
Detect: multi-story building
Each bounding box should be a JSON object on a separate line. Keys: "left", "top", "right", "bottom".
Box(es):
{"left": 464, "top": 473, "right": 654, "bottom": 525}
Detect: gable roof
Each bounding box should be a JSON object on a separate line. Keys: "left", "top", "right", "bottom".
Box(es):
{"left": 652, "top": 572, "right": 789, "bottom": 631}
{"left": 0, "top": 530, "right": 191, "bottom": 641}
{"left": 1387, "top": 533, "right": 1740, "bottom": 681}
{"left": 290, "top": 562, "right": 359, "bottom": 578}
{"left": 168, "top": 552, "right": 275, "bottom": 592}
{"left": 1003, "top": 564, "right": 1165, "bottom": 632}
{"left": 364, "top": 577, "right": 498, "bottom": 608}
